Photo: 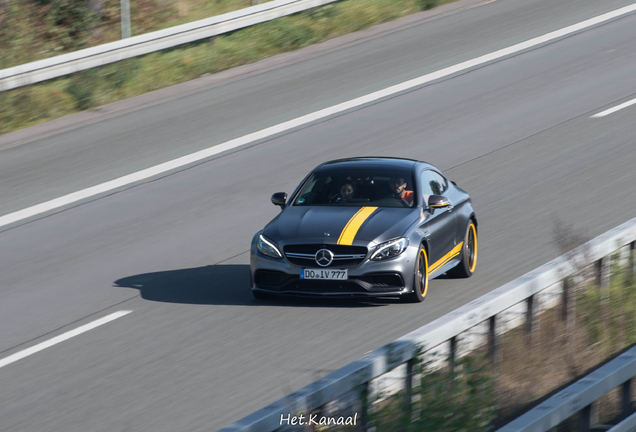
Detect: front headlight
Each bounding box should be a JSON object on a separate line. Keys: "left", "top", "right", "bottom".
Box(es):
{"left": 257, "top": 234, "right": 282, "bottom": 259}
{"left": 370, "top": 237, "right": 409, "bottom": 261}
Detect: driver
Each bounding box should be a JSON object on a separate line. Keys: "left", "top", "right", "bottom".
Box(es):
{"left": 389, "top": 177, "right": 413, "bottom": 205}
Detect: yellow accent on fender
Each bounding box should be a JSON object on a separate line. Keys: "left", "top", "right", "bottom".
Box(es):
{"left": 337, "top": 207, "right": 378, "bottom": 245}
{"left": 429, "top": 242, "right": 464, "bottom": 274}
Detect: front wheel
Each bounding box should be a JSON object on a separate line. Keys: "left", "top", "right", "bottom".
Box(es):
{"left": 405, "top": 247, "right": 429, "bottom": 303}
{"left": 447, "top": 221, "right": 478, "bottom": 278}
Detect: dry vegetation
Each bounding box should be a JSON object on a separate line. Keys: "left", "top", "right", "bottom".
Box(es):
{"left": 492, "top": 246, "right": 636, "bottom": 429}
{"left": 368, "top": 244, "right": 636, "bottom": 431}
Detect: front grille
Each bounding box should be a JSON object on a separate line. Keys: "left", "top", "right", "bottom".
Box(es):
{"left": 284, "top": 279, "right": 368, "bottom": 294}
{"left": 283, "top": 244, "right": 368, "bottom": 267}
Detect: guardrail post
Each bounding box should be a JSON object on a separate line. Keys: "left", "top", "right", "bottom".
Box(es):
{"left": 562, "top": 277, "right": 576, "bottom": 328}
{"left": 621, "top": 378, "right": 633, "bottom": 420}
{"left": 448, "top": 337, "right": 457, "bottom": 374}
{"left": 488, "top": 315, "right": 501, "bottom": 374}
{"left": 561, "top": 277, "right": 569, "bottom": 320}
{"left": 579, "top": 404, "right": 592, "bottom": 432}
{"left": 405, "top": 358, "right": 415, "bottom": 419}
{"left": 629, "top": 241, "right": 636, "bottom": 282}
{"left": 561, "top": 277, "right": 577, "bottom": 369}
{"left": 525, "top": 294, "right": 538, "bottom": 347}
{"left": 597, "top": 257, "right": 611, "bottom": 316}
{"left": 359, "top": 382, "right": 369, "bottom": 432}
{"left": 597, "top": 257, "right": 609, "bottom": 289}
{"left": 121, "top": 0, "right": 131, "bottom": 39}
{"left": 447, "top": 337, "right": 457, "bottom": 394}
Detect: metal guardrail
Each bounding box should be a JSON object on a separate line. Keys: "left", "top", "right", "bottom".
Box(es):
{"left": 610, "top": 410, "right": 636, "bottom": 432}
{"left": 219, "top": 216, "right": 636, "bottom": 431}
{"left": 0, "top": 0, "right": 339, "bottom": 92}
{"left": 497, "top": 345, "right": 636, "bottom": 432}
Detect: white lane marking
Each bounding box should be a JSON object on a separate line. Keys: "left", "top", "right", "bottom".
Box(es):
{"left": 591, "top": 97, "right": 636, "bottom": 117}
{"left": 467, "top": 0, "right": 497, "bottom": 9}
{"left": 0, "top": 310, "right": 132, "bottom": 369}
{"left": 1, "top": 3, "right": 636, "bottom": 230}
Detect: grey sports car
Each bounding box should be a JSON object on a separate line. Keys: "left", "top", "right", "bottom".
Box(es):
{"left": 250, "top": 157, "right": 477, "bottom": 302}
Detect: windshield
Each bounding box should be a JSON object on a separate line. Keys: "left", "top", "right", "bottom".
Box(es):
{"left": 292, "top": 169, "right": 417, "bottom": 208}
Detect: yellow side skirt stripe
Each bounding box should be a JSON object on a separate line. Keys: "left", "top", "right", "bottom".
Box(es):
{"left": 429, "top": 241, "right": 463, "bottom": 274}
{"left": 337, "top": 207, "right": 378, "bottom": 245}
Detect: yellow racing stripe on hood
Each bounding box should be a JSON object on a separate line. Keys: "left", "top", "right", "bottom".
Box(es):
{"left": 337, "top": 207, "right": 378, "bottom": 245}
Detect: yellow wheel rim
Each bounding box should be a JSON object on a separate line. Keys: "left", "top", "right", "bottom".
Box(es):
{"left": 418, "top": 248, "right": 429, "bottom": 297}
{"left": 467, "top": 223, "right": 478, "bottom": 273}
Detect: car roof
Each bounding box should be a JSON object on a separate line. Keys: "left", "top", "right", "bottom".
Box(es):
{"left": 315, "top": 157, "right": 434, "bottom": 172}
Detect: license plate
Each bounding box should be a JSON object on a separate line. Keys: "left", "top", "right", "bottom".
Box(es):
{"left": 300, "top": 269, "right": 348, "bottom": 280}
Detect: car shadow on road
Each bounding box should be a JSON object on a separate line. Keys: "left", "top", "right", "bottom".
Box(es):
{"left": 114, "top": 264, "right": 392, "bottom": 307}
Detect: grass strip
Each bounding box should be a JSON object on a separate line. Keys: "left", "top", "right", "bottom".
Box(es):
{"left": 0, "top": 0, "right": 278, "bottom": 69}
{"left": 0, "top": 0, "right": 452, "bottom": 136}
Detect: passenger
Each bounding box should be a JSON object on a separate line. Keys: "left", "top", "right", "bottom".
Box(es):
{"left": 335, "top": 182, "right": 356, "bottom": 203}
{"left": 389, "top": 177, "right": 413, "bottom": 205}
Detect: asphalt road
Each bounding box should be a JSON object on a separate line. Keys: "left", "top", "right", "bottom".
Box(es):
{"left": 1, "top": 0, "right": 636, "bottom": 430}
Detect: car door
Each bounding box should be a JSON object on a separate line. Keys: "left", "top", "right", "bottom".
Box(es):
{"left": 418, "top": 169, "right": 457, "bottom": 273}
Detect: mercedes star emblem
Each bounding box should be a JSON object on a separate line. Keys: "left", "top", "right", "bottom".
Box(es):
{"left": 315, "top": 249, "right": 334, "bottom": 267}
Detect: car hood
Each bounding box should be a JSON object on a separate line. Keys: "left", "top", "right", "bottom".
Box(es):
{"left": 263, "top": 206, "right": 420, "bottom": 246}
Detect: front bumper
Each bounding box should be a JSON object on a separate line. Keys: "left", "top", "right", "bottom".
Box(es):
{"left": 250, "top": 240, "right": 418, "bottom": 298}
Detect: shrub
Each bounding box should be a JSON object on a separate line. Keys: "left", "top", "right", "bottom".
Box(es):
{"left": 0, "top": 88, "right": 32, "bottom": 125}
{"left": 66, "top": 70, "right": 98, "bottom": 110}
{"left": 102, "top": 58, "right": 141, "bottom": 89}
{"left": 372, "top": 355, "right": 498, "bottom": 431}
{"left": 578, "top": 254, "right": 636, "bottom": 353}
{"left": 45, "top": 0, "right": 96, "bottom": 49}
{"left": 258, "top": 18, "right": 317, "bottom": 51}
{"left": 418, "top": 0, "right": 439, "bottom": 10}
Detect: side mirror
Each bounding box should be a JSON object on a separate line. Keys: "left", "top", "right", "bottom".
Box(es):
{"left": 428, "top": 195, "right": 451, "bottom": 209}
{"left": 271, "top": 192, "right": 287, "bottom": 208}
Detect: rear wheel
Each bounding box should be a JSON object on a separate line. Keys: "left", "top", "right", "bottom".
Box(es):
{"left": 447, "top": 221, "right": 478, "bottom": 278}
{"left": 405, "top": 247, "right": 429, "bottom": 303}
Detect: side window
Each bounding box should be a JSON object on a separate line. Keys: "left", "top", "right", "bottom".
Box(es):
{"left": 419, "top": 170, "right": 447, "bottom": 200}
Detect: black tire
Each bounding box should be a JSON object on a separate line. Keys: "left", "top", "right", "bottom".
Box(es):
{"left": 404, "top": 247, "right": 429, "bottom": 303}
{"left": 252, "top": 290, "right": 274, "bottom": 300}
{"left": 447, "top": 220, "right": 478, "bottom": 278}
